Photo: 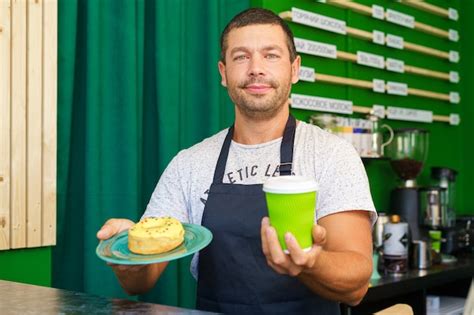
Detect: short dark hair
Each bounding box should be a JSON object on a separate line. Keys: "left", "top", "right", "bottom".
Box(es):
{"left": 220, "top": 8, "right": 297, "bottom": 63}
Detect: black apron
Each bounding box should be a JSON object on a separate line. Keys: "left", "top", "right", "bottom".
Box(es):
{"left": 196, "top": 115, "right": 340, "bottom": 314}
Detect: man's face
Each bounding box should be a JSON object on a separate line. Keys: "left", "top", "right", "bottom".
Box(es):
{"left": 219, "top": 24, "right": 300, "bottom": 120}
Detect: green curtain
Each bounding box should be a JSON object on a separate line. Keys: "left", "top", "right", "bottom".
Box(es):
{"left": 55, "top": 0, "right": 249, "bottom": 308}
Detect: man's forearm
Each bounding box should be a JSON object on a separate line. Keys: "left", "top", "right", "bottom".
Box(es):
{"left": 113, "top": 262, "right": 168, "bottom": 295}
{"left": 297, "top": 250, "right": 372, "bottom": 305}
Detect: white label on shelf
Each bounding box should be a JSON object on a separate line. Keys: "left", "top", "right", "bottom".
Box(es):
{"left": 373, "top": 79, "right": 385, "bottom": 93}
{"left": 387, "top": 106, "right": 433, "bottom": 123}
{"left": 449, "top": 50, "right": 460, "bottom": 63}
{"left": 386, "top": 58, "right": 405, "bottom": 73}
{"left": 448, "top": 8, "right": 459, "bottom": 21}
{"left": 292, "top": 7, "right": 347, "bottom": 34}
{"left": 291, "top": 93, "right": 353, "bottom": 114}
{"left": 372, "top": 105, "right": 386, "bottom": 118}
{"left": 449, "top": 114, "right": 460, "bottom": 125}
{"left": 386, "top": 9, "right": 415, "bottom": 28}
{"left": 448, "top": 29, "right": 459, "bottom": 42}
{"left": 294, "top": 37, "right": 337, "bottom": 59}
{"left": 357, "top": 51, "right": 385, "bottom": 69}
{"left": 449, "top": 92, "right": 460, "bottom": 104}
{"left": 298, "top": 66, "right": 315, "bottom": 82}
{"left": 387, "top": 81, "right": 408, "bottom": 96}
{"left": 372, "top": 30, "right": 385, "bottom": 45}
{"left": 372, "top": 5, "right": 385, "bottom": 20}
{"left": 386, "top": 34, "right": 404, "bottom": 49}
{"left": 449, "top": 71, "right": 460, "bottom": 84}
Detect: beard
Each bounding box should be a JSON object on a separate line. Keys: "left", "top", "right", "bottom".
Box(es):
{"left": 226, "top": 75, "right": 292, "bottom": 120}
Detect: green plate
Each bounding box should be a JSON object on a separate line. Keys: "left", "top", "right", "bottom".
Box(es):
{"left": 96, "top": 223, "right": 213, "bottom": 265}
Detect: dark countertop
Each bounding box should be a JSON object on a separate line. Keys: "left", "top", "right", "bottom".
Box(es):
{"left": 0, "top": 280, "right": 217, "bottom": 315}
{"left": 364, "top": 255, "right": 474, "bottom": 302}
{"left": 3, "top": 257, "right": 472, "bottom": 314}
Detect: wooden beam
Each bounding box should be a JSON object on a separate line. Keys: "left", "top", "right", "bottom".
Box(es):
{"left": 0, "top": 0, "right": 12, "bottom": 250}
{"left": 289, "top": 98, "right": 454, "bottom": 124}
{"left": 42, "top": 0, "right": 57, "bottom": 246}
{"left": 27, "top": 0, "right": 43, "bottom": 248}
{"left": 400, "top": 1, "right": 450, "bottom": 18}
{"left": 312, "top": 71, "right": 451, "bottom": 102}
{"left": 281, "top": 10, "right": 453, "bottom": 64}
{"left": 11, "top": 0, "right": 27, "bottom": 249}
{"left": 327, "top": 0, "right": 451, "bottom": 39}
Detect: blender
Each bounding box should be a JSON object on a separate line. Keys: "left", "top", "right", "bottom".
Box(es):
{"left": 387, "top": 128, "right": 429, "bottom": 241}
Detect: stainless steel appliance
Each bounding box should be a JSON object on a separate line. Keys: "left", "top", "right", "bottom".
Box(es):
{"left": 419, "top": 187, "right": 447, "bottom": 229}
{"left": 426, "top": 167, "right": 460, "bottom": 254}
{"left": 431, "top": 167, "right": 458, "bottom": 228}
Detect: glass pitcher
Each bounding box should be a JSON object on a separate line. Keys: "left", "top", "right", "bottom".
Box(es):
{"left": 367, "top": 114, "right": 393, "bottom": 158}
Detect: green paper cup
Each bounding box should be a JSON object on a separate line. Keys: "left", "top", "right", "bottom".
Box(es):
{"left": 263, "top": 176, "right": 318, "bottom": 253}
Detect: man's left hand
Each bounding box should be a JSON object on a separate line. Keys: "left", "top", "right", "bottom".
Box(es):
{"left": 260, "top": 216, "right": 326, "bottom": 277}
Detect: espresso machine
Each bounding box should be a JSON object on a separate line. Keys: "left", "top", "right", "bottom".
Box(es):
{"left": 431, "top": 167, "right": 458, "bottom": 227}
{"left": 387, "top": 128, "right": 429, "bottom": 241}
{"left": 419, "top": 167, "right": 461, "bottom": 254}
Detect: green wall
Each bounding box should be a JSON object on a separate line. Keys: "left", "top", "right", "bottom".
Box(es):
{"left": 254, "top": 0, "right": 472, "bottom": 216}
{"left": 0, "top": 247, "right": 51, "bottom": 286}
{"left": 459, "top": 0, "right": 474, "bottom": 215}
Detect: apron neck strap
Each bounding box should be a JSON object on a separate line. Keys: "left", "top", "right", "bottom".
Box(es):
{"left": 279, "top": 115, "right": 296, "bottom": 176}
{"left": 213, "top": 115, "right": 296, "bottom": 184}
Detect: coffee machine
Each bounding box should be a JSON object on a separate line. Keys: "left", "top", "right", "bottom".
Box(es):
{"left": 387, "top": 128, "right": 429, "bottom": 241}
{"left": 431, "top": 167, "right": 458, "bottom": 227}
{"left": 420, "top": 167, "right": 460, "bottom": 254}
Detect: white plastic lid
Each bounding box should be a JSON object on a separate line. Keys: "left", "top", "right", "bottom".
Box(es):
{"left": 262, "top": 176, "right": 318, "bottom": 194}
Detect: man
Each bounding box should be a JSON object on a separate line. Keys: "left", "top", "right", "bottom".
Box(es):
{"left": 97, "top": 8, "right": 376, "bottom": 314}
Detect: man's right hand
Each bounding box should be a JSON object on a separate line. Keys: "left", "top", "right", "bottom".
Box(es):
{"left": 96, "top": 218, "right": 167, "bottom": 295}
{"left": 97, "top": 218, "right": 146, "bottom": 272}
{"left": 97, "top": 218, "right": 135, "bottom": 240}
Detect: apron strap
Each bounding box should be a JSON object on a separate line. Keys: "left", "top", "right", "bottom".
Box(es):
{"left": 212, "top": 115, "right": 296, "bottom": 184}
{"left": 213, "top": 126, "right": 234, "bottom": 184}
{"left": 279, "top": 115, "right": 296, "bottom": 176}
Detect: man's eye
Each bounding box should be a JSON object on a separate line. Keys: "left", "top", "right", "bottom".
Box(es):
{"left": 266, "top": 54, "right": 280, "bottom": 60}
{"left": 233, "top": 55, "right": 248, "bottom": 61}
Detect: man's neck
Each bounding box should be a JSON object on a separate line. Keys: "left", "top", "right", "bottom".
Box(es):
{"left": 233, "top": 108, "right": 291, "bottom": 145}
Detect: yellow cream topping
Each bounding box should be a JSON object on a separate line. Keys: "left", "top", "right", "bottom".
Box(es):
{"left": 128, "top": 217, "right": 184, "bottom": 238}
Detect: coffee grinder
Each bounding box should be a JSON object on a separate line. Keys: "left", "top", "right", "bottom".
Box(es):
{"left": 387, "top": 128, "right": 429, "bottom": 241}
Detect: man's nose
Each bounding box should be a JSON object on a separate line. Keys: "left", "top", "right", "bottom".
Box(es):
{"left": 247, "top": 55, "right": 266, "bottom": 77}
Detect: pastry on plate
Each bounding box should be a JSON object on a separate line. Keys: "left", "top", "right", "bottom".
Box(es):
{"left": 128, "top": 217, "right": 185, "bottom": 255}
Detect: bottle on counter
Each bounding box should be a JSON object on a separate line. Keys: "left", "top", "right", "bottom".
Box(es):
{"left": 383, "top": 214, "right": 409, "bottom": 276}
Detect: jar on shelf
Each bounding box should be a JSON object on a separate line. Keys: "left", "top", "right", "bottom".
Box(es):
{"left": 309, "top": 114, "right": 338, "bottom": 133}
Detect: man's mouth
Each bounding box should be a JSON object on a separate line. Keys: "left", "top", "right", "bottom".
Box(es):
{"left": 244, "top": 84, "right": 272, "bottom": 94}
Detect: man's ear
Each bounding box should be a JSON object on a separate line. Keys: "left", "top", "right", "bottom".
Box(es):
{"left": 291, "top": 55, "right": 301, "bottom": 84}
{"left": 218, "top": 61, "right": 227, "bottom": 87}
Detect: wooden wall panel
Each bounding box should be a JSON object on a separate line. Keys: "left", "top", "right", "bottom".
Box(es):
{"left": 0, "top": 0, "right": 12, "bottom": 250}
{"left": 0, "top": 0, "right": 57, "bottom": 250}
{"left": 42, "top": 0, "right": 57, "bottom": 246}
{"left": 11, "top": 0, "right": 27, "bottom": 249}
{"left": 26, "top": 0, "right": 43, "bottom": 247}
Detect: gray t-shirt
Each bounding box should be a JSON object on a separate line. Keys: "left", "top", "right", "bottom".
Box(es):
{"left": 143, "top": 121, "right": 376, "bottom": 279}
